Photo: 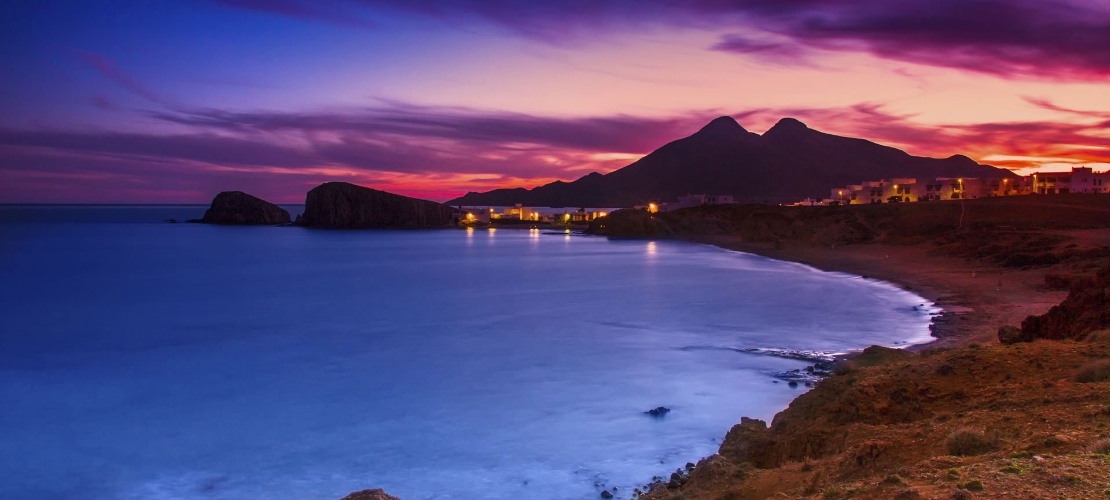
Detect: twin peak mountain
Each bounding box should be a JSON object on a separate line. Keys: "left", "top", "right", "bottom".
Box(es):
{"left": 446, "top": 116, "right": 1008, "bottom": 207}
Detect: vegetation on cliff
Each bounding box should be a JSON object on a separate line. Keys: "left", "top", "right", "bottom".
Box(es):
{"left": 641, "top": 336, "right": 1110, "bottom": 499}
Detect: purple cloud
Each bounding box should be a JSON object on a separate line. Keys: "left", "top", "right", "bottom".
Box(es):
{"left": 5, "top": 99, "right": 1107, "bottom": 203}
{"left": 151, "top": 103, "right": 719, "bottom": 154}
{"left": 79, "top": 51, "right": 170, "bottom": 105}
{"left": 207, "top": 0, "right": 1110, "bottom": 79}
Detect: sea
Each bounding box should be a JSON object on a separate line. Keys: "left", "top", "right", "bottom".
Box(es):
{"left": 0, "top": 205, "right": 938, "bottom": 500}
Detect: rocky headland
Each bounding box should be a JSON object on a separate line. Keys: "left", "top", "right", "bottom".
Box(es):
{"left": 197, "top": 191, "right": 290, "bottom": 225}
{"left": 299, "top": 182, "right": 457, "bottom": 229}
{"left": 583, "top": 194, "right": 1110, "bottom": 499}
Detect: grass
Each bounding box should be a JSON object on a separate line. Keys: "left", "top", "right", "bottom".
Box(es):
{"left": 959, "top": 479, "right": 984, "bottom": 492}
{"left": 1090, "top": 438, "right": 1110, "bottom": 455}
{"left": 947, "top": 428, "right": 999, "bottom": 456}
{"left": 1074, "top": 360, "right": 1110, "bottom": 383}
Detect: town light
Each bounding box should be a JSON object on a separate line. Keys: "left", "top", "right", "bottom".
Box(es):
{"left": 647, "top": 203, "right": 658, "bottom": 213}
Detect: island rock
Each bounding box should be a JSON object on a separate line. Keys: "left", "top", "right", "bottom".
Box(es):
{"left": 340, "top": 489, "right": 399, "bottom": 500}
{"left": 199, "top": 191, "right": 290, "bottom": 225}
{"left": 300, "top": 182, "right": 457, "bottom": 229}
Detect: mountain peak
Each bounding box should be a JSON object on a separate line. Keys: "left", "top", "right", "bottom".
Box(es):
{"left": 693, "top": 116, "right": 747, "bottom": 139}
{"left": 764, "top": 117, "right": 809, "bottom": 136}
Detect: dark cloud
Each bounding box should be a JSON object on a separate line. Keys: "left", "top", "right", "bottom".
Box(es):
{"left": 0, "top": 129, "right": 313, "bottom": 168}
{"left": 152, "top": 103, "right": 717, "bottom": 154}
{"left": 0, "top": 105, "right": 725, "bottom": 202}
{"left": 738, "top": 101, "right": 1110, "bottom": 169}
{"left": 208, "top": 0, "right": 1110, "bottom": 79}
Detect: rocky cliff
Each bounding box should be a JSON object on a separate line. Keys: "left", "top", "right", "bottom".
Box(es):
{"left": 299, "top": 182, "right": 457, "bottom": 229}
{"left": 199, "top": 191, "right": 290, "bottom": 225}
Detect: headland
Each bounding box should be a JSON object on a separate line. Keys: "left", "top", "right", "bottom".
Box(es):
{"left": 585, "top": 194, "right": 1110, "bottom": 499}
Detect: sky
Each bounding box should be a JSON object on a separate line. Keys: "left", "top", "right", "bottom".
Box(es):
{"left": 1, "top": 0, "right": 1109, "bottom": 203}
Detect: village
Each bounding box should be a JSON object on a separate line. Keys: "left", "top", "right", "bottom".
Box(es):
{"left": 793, "top": 166, "right": 1109, "bottom": 206}
{"left": 457, "top": 167, "right": 1108, "bottom": 226}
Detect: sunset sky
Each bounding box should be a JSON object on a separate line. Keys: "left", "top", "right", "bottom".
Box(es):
{"left": 2, "top": 0, "right": 1109, "bottom": 203}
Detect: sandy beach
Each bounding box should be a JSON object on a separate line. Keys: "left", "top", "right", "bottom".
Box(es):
{"left": 697, "top": 236, "right": 1071, "bottom": 348}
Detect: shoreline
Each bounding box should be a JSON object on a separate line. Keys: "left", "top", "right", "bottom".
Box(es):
{"left": 687, "top": 235, "right": 1069, "bottom": 350}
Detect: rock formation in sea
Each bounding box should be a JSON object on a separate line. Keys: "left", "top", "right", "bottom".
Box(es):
{"left": 340, "top": 489, "right": 399, "bottom": 500}
{"left": 199, "top": 191, "right": 291, "bottom": 225}
{"left": 299, "top": 182, "right": 457, "bottom": 229}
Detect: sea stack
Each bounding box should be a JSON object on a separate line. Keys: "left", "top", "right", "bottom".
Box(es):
{"left": 199, "top": 191, "right": 291, "bottom": 225}
{"left": 300, "top": 182, "right": 457, "bottom": 229}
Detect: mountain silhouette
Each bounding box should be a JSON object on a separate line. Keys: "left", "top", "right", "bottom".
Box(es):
{"left": 447, "top": 116, "right": 1012, "bottom": 207}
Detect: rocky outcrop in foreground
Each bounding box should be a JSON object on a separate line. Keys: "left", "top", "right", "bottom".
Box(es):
{"left": 199, "top": 191, "right": 290, "bottom": 225}
{"left": 300, "top": 182, "right": 456, "bottom": 229}
{"left": 1019, "top": 265, "right": 1109, "bottom": 341}
{"left": 642, "top": 338, "right": 1110, "bottom": 499}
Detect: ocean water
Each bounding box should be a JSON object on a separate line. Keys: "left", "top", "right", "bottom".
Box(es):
{"left": 0, "top": 206, "right": 936, "bottom": 500}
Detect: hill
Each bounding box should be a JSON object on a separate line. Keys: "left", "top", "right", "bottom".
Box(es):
{"left": 447, "top": 117, "right": 1013, "bottom": 207}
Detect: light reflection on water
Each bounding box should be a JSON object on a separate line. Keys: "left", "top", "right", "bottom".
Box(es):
{"left": 0, "top": 211, "right": 934, "bottom": 500}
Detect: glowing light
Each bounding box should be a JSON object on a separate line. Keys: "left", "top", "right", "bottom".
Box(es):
{"left": 647, "top": 203, "right": 658, "bottom": 213}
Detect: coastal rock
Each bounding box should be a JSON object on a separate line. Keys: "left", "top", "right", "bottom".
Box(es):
{"left": 718, "top": 417, "right": 777, "bottom": 468}
{"left": 340, "top": 489, "right": 399, "bottom": 500}
{"left": 852, "top": 345, "right": 915, "bottom": 367}
{"left": 300, "top": 182, "right": 457, "bottom": 229}
{"left": 997, "top": 325, "right": 1032, "bottom": 344}
{"left": 199, "top": 191, "right": 290, "bottom": 225}
{"left": 586, "top": 209, "right": 670, "bottom": 237}
{"left": 1020, "top": 266, "right": 1110, "bottom": 340}
{"left": 644, "top": 406, "right": 671, "bottom": 418}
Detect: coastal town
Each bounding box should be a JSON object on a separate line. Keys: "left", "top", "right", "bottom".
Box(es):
{"left": 795, "top": 166, "right": 1109, "bottom": 206}
{"left": 457, "top": 166, "right": 1108, "bottom": 226}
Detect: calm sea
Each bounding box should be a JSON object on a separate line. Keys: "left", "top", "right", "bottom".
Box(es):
{"left": 0, "top": 205, "right": 936, "bottom": 500}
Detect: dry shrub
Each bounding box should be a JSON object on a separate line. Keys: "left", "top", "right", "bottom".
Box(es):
{"left": 1074, "top": 359, "right": 1110, "bottom": 383}
{"left": 946, "top": 428, "right": 998, "bottom": 456}
{"left": 1090, "top": 438, "right": 1110, "bottom": 455}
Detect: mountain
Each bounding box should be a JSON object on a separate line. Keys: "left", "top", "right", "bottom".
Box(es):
{"left": 446, "top": 117, "right": 1014, "bottom": 207}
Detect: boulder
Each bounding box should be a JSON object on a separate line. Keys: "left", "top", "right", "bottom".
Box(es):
{"left": 300, "top": 182, "right": 457, "bottom": 229}
{"left": 718, "top": 417, "right": 777, "bottom": 468}
{"left": 199, "top": 191, "right": 290, "bottom": 225}
{"left": 997, "top": 325, "right": 1032, "bottom": 344}
{"left": 340, "top": 489, "right": 399, "bottom": 500}
{"left": 1020, "top": 266, "right": 1110, "bottom": 340}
